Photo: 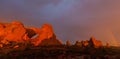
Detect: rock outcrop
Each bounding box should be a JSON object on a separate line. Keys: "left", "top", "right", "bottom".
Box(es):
{"left": 89, "top": 37, "right": 103, "bottom": 48}
{"left": 30, "top": 24, "right": 62, "bottom": 46}
{"left": 75, "top": 41, "right": 82, "bottom": 47}
{"left": 66, "top": 40, "right": 71, "bottom": 46}
{"left": 0, "top": 22, "right": 62, "bottom": 47}
{"left": 75, "top": 37, "right": 103, "bottom": 48}
{"left": 39, "top": 34, "right": 62, "bottom": 46}
{"left": 31, "top": 24, "right": 54, "bottom": 46}
{"left": 0, "top": 21, "right": 28, "bottom": 44}
{"left": 82, "top": 40, "right": 89, "bottom": 47}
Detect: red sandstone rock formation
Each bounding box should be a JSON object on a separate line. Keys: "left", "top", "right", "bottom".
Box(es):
{"left": 31, "top": 24, "right": 54, "bottom": 46}
{"left": 75, "top": 37, "right": 103, "bottom": 48}
{"left": 89, "top": 37, "right": 103, "bottom": 48}
{"left": 0, "top": 22, "right": 62, "bottom": 47}
{"left": 0, "top": 21, "right": 28, "bottom": 44}
{"left": 82, "top": 40, "right": 89, "bottom": 47}
{"left": 29, "top": 24, "right": 62, "bottom": 46}
{"left": 66, "top": 40, "right": 71, "bottom": 46}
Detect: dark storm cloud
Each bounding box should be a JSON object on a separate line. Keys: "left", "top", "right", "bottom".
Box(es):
{"left": 0, "top": 0, "right": 120, "bottom": 46}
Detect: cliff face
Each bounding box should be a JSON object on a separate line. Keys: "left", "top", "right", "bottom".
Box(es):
{"left": 0, "top": 22, "right": 62, "bottom": 47}
{"left": 0, "top": 21, "right": 27, "bottom": 44}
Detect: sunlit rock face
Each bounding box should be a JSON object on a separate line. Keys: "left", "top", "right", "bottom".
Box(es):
{"left": 0, "top": 21, "right": 28, "bottom": 44}
{"left": 89, "top": 37, "right": 103, "bottom": 48}
{"left": 75, "top": 37, "right": 103, "bottom": 48}
{"left": 30, "top": 24, "right": 62, "bottom": 46}
{"left": 82, "top": 40, "right": 89, "bottom": 47}
{"left": 0, "top": 22, "right": 62, "bottom": 46}
{"left": 40, "top": 34, "right": 62, "bottom": 46}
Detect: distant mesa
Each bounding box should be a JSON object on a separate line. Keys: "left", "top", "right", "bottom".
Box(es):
{"left": 0, "top": 21, "right": 62, "bottom": 47}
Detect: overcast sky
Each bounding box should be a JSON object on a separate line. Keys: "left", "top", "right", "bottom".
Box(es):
{"left": 0, "top": 0, "right": 120, "bottom": 46}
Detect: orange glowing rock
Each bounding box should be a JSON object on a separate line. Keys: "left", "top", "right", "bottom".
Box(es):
{"left": 0, "top": 44, "right": 3, "bottom": 47}
{"left": 5, "top": 22, "right": 26, "bottom": 42}
{"left": 31, "top": 24, "right": 62, "bottom": 46}
{"left": 14, "top": 45, "right": 19, "bottom": 48}
{"left": 0, "top": 21, "right": 62, "bottom": 46}
{"left": 40, "top": 34, "right": 62, "bottom": 46}
{"left": 0, "top": 23, "right": 6, "bottom": 37}
{"left": 0, "top": 21, "right": 29, "bottom": 45}
{"left": 75, "top": 37, "right": 103, "bottom": 48}
{"left": 89, "top": 37, "right": 103, "bottom": 48}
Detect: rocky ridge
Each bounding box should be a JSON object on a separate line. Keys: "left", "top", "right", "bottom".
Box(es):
{"left": 0, "top": 21, "right": 62, "bottom": 47}
{"left": 75, "top": 37, "right": 103, "bottom": 48}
